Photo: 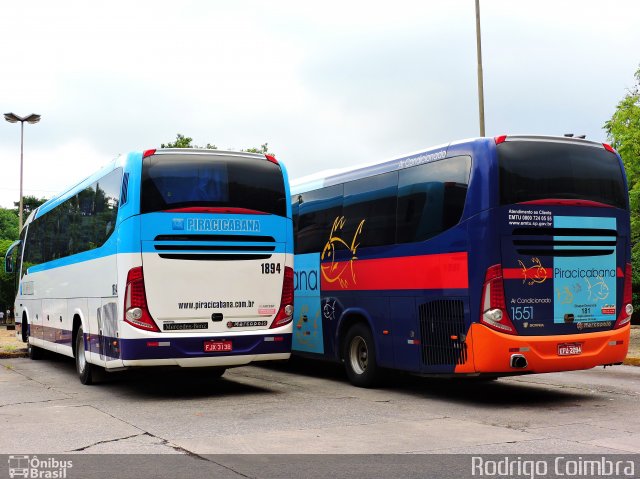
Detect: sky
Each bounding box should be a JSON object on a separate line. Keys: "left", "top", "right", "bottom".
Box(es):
{"left": 0, "top": 0, "right": 638, "bottom": 208}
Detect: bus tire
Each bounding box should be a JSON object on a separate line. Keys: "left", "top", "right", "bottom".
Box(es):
{"left": 343, "top": 323, "right": 380, "bottom": 388}
{"left": 21, "top": 317, "right": 28, "bottom": 343}
{"left": 75, "top": 325, "right": 95, "bottom": 385}
{"left": 27, "top": 341, "right": 43, "bottom": 360}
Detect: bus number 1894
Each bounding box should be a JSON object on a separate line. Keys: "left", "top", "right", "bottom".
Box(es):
{"left": 261, "top": 262, "right": 281, "bottom": 274}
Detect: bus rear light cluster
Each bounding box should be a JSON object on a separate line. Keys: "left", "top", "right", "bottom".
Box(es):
{"left": 480, "top": 264, "right": 517, "bottom": 335}
{"left": 614, "top": 263, "right": 633, "bottom": 329}
{"left": 124, "top": 267, "right": 160, "bottom": 332}
{"left": 271, "top": 266, "right": 294, "bottom": 329}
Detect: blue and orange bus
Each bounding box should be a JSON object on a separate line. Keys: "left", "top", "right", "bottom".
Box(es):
{"left": 5, "top": 148, "right": 294, "bottom": 384}
{"left": 291, "top": 135, "right": 632, "bottom": 387}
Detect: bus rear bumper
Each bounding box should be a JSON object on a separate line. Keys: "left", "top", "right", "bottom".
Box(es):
{"left": 122, "top": 353, "right": 290, "bottom": 368}
{"left": 462, "top": 323, "right": 630, "bottom": 374}
{"left": 118, "top": 333, "right": 292, "bottom": 367}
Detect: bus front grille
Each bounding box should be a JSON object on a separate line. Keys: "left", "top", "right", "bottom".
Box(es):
{"left": 419, "top": 300, "right": 467, "bottom": 366}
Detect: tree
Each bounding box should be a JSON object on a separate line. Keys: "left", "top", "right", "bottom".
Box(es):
{"left": 161, "top": 133, "right": 217, "bottom": 150}
{"left": 243, "top": 143, "right": 270, "bottom": 155}
{"left": 13, "top": 195, "right": 48, "bottom": 224}
{"left": 0, "top": 238, "right": 17, "bottom": 315}
{"left": 160, "top": 134, "right": 272, "bottom": 155}
{"left": 0, "top": 208, "right": 18, "bottom": 241}
{"left": 604, "top": 65, "right": 640, "bottom": 319}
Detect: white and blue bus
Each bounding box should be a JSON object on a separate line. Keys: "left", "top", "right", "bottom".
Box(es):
{"left": 5, "top": 148, "right": 294, "bottom": 384}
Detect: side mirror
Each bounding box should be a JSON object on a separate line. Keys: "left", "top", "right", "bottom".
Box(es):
{"left": 4, "top": 240, "right": 20, "bottom": 274}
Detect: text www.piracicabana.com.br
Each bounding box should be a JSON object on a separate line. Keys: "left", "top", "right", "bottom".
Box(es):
{"left": 178, "top": 300, "right": 254, "bottom": 310}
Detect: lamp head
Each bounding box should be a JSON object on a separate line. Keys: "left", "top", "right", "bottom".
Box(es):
{"left": 4, "top": 113, "right": 19, "bottom": 123}
{"left": 25, "top": 114, "right": 41, "bottom": 124}
{"left": 4, "top": 113, "right": 41, "bottom": 124}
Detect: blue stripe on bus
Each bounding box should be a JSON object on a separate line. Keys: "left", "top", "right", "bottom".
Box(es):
{"left": 26, "top": 212, "right": 291, "bottom": 274}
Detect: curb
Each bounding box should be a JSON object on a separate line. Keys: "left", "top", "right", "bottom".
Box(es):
{"left": 0, "top": 349, "right": 28, "bottom": 359}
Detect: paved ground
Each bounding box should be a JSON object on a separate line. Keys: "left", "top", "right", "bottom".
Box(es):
{"left": 1, "top": 353, "right": 640, "bottom": 456}
{"left": 3, "top": 325, "right": 640, "bottom": 361}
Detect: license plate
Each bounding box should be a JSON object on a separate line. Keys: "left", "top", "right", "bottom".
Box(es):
{"left": 558, "top": 342, "right": 582, "bottom": 356}
{"left": 204, "top": 340, "right": 232, "bottom": 353}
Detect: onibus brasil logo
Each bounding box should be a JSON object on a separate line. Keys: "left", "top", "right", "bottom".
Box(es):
{"left": 8, "top": 455, "right": 73, "bottom": 479}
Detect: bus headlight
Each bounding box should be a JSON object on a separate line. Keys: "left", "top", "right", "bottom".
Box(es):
{"left": 126, "top": 307, "right": 143, "bottom": 321}
{"left": 625, "top": 304, "right": 634, "bottom": 316}
{"left": 483, "top": 308, "right": 503, "bottom": 323}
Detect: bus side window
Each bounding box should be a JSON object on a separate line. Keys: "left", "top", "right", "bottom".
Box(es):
{"left": 342, "top": 171, "right": 398, "bottom": 247}
{"left": 396, "top": 156, "right": 471, "bottom": 243}
{"left": 297, "top": 185, "right": 343, "bottom": 254}
{"left": 291, "top": 195, "right": 300, "bottom": 237}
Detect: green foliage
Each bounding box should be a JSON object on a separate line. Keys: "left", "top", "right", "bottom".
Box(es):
{"left": 161, "top": 133, "right": 218, "bottom": 150}
{"left": 161, "top": 134, "right": 272, "bottom": 155}
{"left": 243, "top": 143, "right": 270, "bottom": 155}
{"left": 0, "top": 196, "right": 46, "bottom": 313}
{"left": 0, "top": 210, "right": 19, "bottom": 311}
{"left": 605, "top": 66, "right": 640, "bottom": 317}
{"left": 0, "top": 238, "right": 16, "bottom": 313}
{"left": 13, "top": 195, "right": 48, "bottom": 223}
{"left": 161, "top": 133, "right": 195, "bottom": 148}
{"left": 0, "top": 208, "right": 18, "bottom": 241}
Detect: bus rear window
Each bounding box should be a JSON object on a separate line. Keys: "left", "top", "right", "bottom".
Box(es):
{"left": 498, "top": 141, "right": 627, "bottom": 209}
{"left": 141, "top": 154, "right": 286, "bottom": 216}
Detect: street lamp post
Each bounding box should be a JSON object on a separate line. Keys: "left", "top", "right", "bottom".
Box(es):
{"left": 475, "top": 0, "right": 486, "bottom": 137}
{"left": 4, "top": 112, "right": 41, "bottom": 232}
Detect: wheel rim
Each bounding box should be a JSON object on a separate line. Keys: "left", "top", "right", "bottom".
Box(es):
{"left": 77, "top": 333, "right": 86, "bottom": 373}
{"left": 349, "top": 335, "right": 368, "bottom": 375}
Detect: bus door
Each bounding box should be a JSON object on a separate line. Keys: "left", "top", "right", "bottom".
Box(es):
{"left": 98, "top": 300, "right": 120, "bottom": 364}
{"left": 390, "top": 296, "right": 419, "bottom": 371}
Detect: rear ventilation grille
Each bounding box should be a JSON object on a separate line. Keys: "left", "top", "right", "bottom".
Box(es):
{"left": 512, "top": 227, "right": 617, "bottom": 258}
{"left": 419, "top": 300, "right": 467, "bottom": 366}
{"left": 155, "top": 234, "right": 275, "bottom": 243}
{"left": 153, "top": 234, "right": 276, "bottom": 260}
{"left": 158, "top": 253, "right": 271, "bottom": 261}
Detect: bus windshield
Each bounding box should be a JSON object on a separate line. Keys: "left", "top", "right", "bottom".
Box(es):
{"left": 498, "top": 141, "right": 627, "bottom": 209}
{"left": 141, "top": 154, "right": 287, "bottom": 216}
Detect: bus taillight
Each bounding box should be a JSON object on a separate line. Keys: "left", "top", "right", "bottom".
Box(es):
{"left": 124, "top": 267, "right": 160, "bottom": 332}
{"left": 614, "top": 263, "right": 634, "bottom": 329}
{"left": 480, "top": 264, "right": 517, "bottom": 335}
{"left": 271, "top": 266, "right": 294, "bottom": 329}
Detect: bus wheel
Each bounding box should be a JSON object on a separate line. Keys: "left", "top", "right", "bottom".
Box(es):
{"left": 27, "top": 341, "right": 43, "bottom": 360}
{"left": 21, "top": 317, "right": 28, "bottom": 343}
{"left": 75, "top": 325, "right": 94, "bottom": 385}
{"left": 343, "top": 323, "right": 380, "bottom": 388}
